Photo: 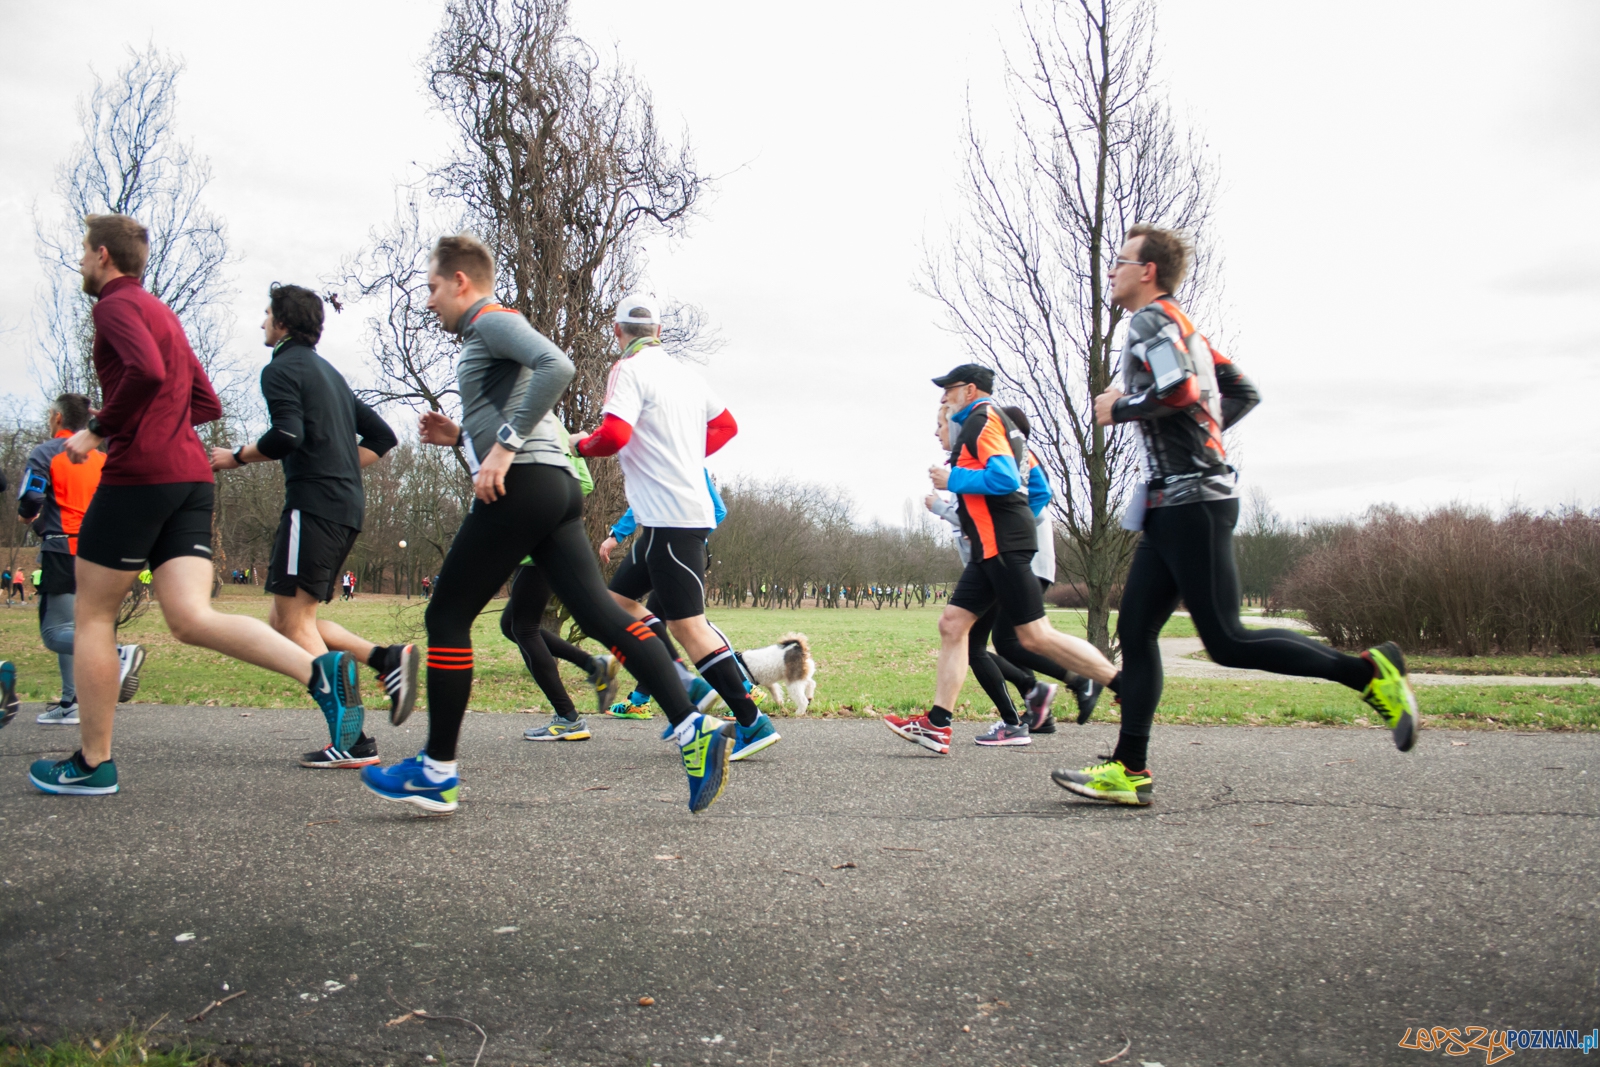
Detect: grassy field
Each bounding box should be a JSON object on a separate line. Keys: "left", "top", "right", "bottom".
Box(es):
{"left": 0, "top": 591, "right": 1593, "bottom": 731}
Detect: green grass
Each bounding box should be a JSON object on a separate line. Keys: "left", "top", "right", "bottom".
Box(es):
{"left": 0, "top": 592, "right": 1590, "bottom": 730}
{"left": 1, "top": 1029, "right": 216, "bottom": 1067}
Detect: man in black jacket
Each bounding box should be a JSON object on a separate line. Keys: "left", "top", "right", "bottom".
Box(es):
{"left": 212, "top": 283, "right": 416, "bottom": 768}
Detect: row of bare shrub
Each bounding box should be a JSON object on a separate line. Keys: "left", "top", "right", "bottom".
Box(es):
{"left": 1280, "top": 506, "right": 1600, "bottom": 655}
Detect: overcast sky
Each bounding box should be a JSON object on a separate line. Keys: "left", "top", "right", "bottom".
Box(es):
{"left": 0, "top": 0, "right": 1595, "bottom": 525}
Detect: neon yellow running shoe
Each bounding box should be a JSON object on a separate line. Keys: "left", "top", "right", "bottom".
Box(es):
{"left": 1361, "top": 641, "right": 1418, "bottom": 752}
{"left": 1050, "top": 759, "right": 1153, "bottom": 806}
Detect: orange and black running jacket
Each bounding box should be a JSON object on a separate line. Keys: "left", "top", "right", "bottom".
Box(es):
{"left": 18, "top": 430, "right": 105, "bottom": 556}
{"left": 946, "top": 399, "right": 1037, "bottom": 559}
{"left": 1111, "top": 298, "right": 1260, "bottom": 509}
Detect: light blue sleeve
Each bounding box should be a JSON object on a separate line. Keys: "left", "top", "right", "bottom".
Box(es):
{"left": 1026, "top": 463, "right": 1053, "bottom": 517}
{"left": 706, "top": 470, "right": 727, "bottom": 528}
{"left": 945, "top": 454, "right": 1021, "bottom": 497}
{"left": 611, "top": 509, "right": 637, "bottom": 539}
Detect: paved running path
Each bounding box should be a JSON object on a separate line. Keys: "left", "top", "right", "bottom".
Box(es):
{"left": 2, "top": 708, "right": 1596, "bottom": 1066}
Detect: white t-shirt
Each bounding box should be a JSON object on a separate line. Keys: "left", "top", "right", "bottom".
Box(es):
{"left": 602, "top": 344, "right": 724, "bottom": 528}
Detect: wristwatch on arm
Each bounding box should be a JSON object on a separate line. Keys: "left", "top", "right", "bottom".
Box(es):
{"left": 495, "top": 424, "right": 525, "bottom": 451}
{"left": 86, "top": 416, "right": 107, "bottom": 438}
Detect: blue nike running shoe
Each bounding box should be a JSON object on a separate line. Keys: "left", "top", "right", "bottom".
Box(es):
{"left": 360, "top": 754, "right": 458, "bottom": 814}
{"left": 676, "top": 713, "right": 733, "bottom": 813}
{"left": 309, "top": 650, "right": 364, "bottom": 752}
{"left": 687, "top": 677, "right": 714, "bottom": 707}
{"left": 729, "top": 712, "right": 780, "bottom": 762}
{"left": 30, "top": 751, "right": 118, "bottom": 795}
{"left": 0, "top": 660, "right": 18, "bottom": 728}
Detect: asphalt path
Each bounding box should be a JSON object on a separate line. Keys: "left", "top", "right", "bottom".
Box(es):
{"left": 2, "top": 707, "right": 1596, "bottom": 1066}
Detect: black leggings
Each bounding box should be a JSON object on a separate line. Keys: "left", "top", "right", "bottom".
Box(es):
{"left": 501, "top": 565, "right": 599, "bottom": 719}
{"left": 423, "top": 464, "right": 695, "bottom": 760}
{"left": 967, "top": 604, "right": 1022, "bottom": 724}
{"left": 1117, "top": 498, "right": 1371, "bottom": 745}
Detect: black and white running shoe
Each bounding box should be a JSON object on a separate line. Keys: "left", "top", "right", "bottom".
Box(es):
{"left": 377, "top": 644, "right": 420, "bottom": 726}
{"left": 117, "top": 644, "right": 146, "bottom": 703}
{"left": 300, "top": 733, "right": 380, "bottom": 769}
{"left": 1074, "top": 677, "right": 1105, "bottom": 725}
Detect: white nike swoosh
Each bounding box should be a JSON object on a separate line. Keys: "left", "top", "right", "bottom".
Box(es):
{"left": 315, "top": 676, "right": 332, "bottom": 694}
{"left": 402, "top": 779, "right": 446, "bottom": 791}
{"left": 59, "top": 772, "right": 92, "bottom": 783}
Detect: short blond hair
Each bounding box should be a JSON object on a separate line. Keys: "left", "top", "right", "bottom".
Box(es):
{"left": 431, "top": 234, "right": 495, "bottom": 288}
{"left": 84, "top": 214, "right": 150, "bottom": 277}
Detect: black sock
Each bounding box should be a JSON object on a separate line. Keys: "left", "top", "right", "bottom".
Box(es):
{"left": 927, "top": 705, "right": 953, "bottom": 728}
{"left": 695, "top": 648, "right": 760, "bottom": 728}
{"left": 1106, "top": 671, "right": 1122, "bottom": 695}
{"left": 1111, "top": 732, "right": 1148, "bottom": 772}
{"left": 367, "top": 644, "right": 390, "bottom": 671}
{"left": 72, "top": 750, "right": 99, "bottom": 773}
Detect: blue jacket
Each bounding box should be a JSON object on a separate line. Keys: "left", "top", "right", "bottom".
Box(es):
{"left": 944, "top": 399, "right": 1022, "bottom": 497}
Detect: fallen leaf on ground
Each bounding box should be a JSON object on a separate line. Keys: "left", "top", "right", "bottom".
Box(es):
{"left": 386, "top": 1012, "right": 416, "bottom": 1026}
{"left": 831, "top": 862, "right": 857, "bottom": 870}
{"left": 638, "top": 996, "right": 655, "bottom": 1007}
{"left": 1451, "top": 741, "right": 1469, "bottom": 746}
{"left": 654, "top": 854, "right": 680, "bottom": 861}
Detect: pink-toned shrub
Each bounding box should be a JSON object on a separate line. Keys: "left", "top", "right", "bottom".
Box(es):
{"left": 1280, "top": 506, "right": 1600, "bottom": 655}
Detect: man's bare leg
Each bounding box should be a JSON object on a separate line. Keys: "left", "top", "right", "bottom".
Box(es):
{"left": 73, "top": 559, "right": 140, "bottom": 766}
{"left": 151, "top": 558, "right": 315, "bottom": 685}
{"left": 267, "top": 587, "right": 378, "bottom": 664}
{"left": 934, "top": 605, "right": 978, "bottom": 710}
{"left": 1013, "top": 617, "right": 1118, "bottom": 684}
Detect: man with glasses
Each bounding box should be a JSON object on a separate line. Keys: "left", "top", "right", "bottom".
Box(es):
{"left": 1051, "top": 223, "right": 1419, "bottom": 807}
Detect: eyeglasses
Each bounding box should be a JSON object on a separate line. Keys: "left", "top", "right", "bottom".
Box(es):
{"left": 1108, "top": 258, "right": 1146, "bottom": 271}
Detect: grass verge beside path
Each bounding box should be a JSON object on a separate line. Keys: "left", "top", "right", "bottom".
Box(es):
{"left": 1406, "top": 653, "right": 1599, "bottom": 677}
{"left": 0, "top": 593, "right": 1590, "bottom": 730}
{"left": 2, "top": 1029, "right": 214, "bottom": 1067}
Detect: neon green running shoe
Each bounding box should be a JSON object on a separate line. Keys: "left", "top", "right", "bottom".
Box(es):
{"left": 1361, "top": 641, "right": 1418, "bottom": 752}
{"left": 676, "top": 713, "right": 733, "bottom": 813}
{"left": 1050, "top": 759, "right": 1153, "bottom": 806}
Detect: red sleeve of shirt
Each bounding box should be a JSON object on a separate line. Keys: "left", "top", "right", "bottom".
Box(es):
{"left": 91, "top": 294, "right": 168, "bottom": 435}
{"left": 705, "top": 408, "right": 737, "bottom": 456}
{"left": 574, "top": 413, "right": 634, "bottom": 457}
{"left": 189, "top": 360, "right": 223, "bottom": 425}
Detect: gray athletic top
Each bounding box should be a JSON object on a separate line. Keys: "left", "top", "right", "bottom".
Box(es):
{"left": 452, "top": 297, "right": 575, "bottom": 472}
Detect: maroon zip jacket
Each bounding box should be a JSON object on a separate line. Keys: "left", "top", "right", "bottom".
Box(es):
{"left": 90, "top": 275, "right": 222, "bottom": 485}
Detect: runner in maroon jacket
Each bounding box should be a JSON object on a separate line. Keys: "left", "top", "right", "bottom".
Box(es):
{"left": 28, "top": 214, "right": 368, "bottom": 798}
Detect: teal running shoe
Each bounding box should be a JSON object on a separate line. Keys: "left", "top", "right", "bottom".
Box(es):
{"left": 729, "top": 712, "right": 780, "bottom": 762}
{"left": 694, "top": 679, "right": 725, "bottom": 715}
{"left": 608, "top": 688, "right": 654, "bottom": 719}
{"left": 0, "top": 660, "right": 17, "bottom": 728}
{"left": 30, "top": 751, "right": 118, "bottom": 795}
{"left": 523, "top": 715, "right": 592, "bottom": 741}
{"left": 676, "top": 713, "right": 733, "bottom": 813}
{"left": 361, "top": 755, "right": 458, "bottom": 814}
{"left": 309, "top": 651, "right": 364, "bottom": 752}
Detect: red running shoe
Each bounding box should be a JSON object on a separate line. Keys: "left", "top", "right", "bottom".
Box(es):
{"left": 884, "top": 713, "right": 952, "bottom": 755}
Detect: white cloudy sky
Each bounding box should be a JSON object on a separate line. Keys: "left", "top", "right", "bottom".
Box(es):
{"left": 0, "top": 0, "right": 1595, "bottom": 525}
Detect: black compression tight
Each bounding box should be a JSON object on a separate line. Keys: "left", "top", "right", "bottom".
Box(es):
{"left": 423, "top": 464, "right": 695, "bottom": 761}
{"left": 1116, "top": 498, "right": 1372, "bottom": 764}
{"left": 503, "top": 566, "right": 589, "bottom": 719}
{"left": 967, "top": 604, "right": 1021, "bottom": 725}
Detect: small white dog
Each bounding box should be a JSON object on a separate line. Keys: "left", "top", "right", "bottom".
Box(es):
{"left": 738, "top": 632, "right": 816, "bottom": 715}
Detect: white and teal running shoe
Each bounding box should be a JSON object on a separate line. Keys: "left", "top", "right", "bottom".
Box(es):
{"left": 30, "top": 751, "right": 118, "bottom": 795}
{"left": 729, "top": 712, "right": 780, "bottom": 761}
{"left": 309, "top": 650, "right": 364, "bottom": 752}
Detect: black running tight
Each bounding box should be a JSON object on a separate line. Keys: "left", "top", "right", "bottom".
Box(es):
{"left": 1116, "top": 498, "right": 1371, "bottom": 758}
{"left": 967, "top": 604, "right": 1021, "bottom": 725}
{"left": 502, "top": 565, "right": 595, "bottom": 719}
{"left": 424, "top": 464, "right": 695, "bottom": 761}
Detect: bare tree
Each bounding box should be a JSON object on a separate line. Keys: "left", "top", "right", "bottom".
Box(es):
{"left": 923, "top": 0, "right": 1218, "bottom": 653}
{"left": 426, "top": 0, "right": 709, "bottom": 538}
{"left": 34, "top": 45, "right": 237, "bottom": 402}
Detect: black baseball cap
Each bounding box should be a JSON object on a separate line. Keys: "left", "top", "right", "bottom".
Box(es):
{"left": 931, "top": 363, "right": 994, "bottom": 392}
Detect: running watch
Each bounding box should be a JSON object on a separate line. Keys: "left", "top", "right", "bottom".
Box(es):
{"left": 495, "top": 423, "right": 526, "bottom": 450}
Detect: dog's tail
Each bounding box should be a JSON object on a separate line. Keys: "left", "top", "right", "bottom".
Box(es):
{"left": 775, "top": 632, "right": 810, "bottom": 658}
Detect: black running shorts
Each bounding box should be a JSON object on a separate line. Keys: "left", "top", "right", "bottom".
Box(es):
{"left": 39, "top": 551, "right": 76, "bottom": 595}
{"left": 77, "top": 482, "right": 215, "bottom": 572}
{"left": 266, "top": 508, "right": 361, "bottom": 603}
{"left": 608, "top": 526, "right": 711, "bottom": 621}
{"left": 947, "top": 550, "right": 1047, "bottom": 626}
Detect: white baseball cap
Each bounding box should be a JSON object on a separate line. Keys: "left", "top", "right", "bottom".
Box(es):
{"left": 614, "top": 292, "right": 661, "bottom": 326}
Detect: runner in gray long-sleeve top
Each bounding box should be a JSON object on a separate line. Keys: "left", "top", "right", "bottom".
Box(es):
{"left": 358, "top": 233, "right": 728, "bottom": 817}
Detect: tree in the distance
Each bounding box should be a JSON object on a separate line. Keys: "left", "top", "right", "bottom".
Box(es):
{"left": 33, "top": 45, "right": 236, "bottom": 403}
{"left": 923, "top": 0, "right": 1219, "bottom": 653}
